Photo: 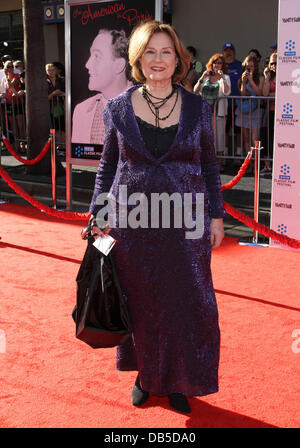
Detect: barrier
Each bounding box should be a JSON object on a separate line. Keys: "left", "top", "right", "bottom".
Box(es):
{"left": 50, "top": 129, "right": 56, "bottom": 208}
{"left": 221, "top": 150, "right": 252, "bottom": 191}
{"left": 0, "top": 154, "right": 299, "bottom": 249}
{"left": 0, "top": 93, "right": 66, "bottom": 152}
{"left": 224, "top": 201, "right": 300, "bottom": 249}
{"left": 0, "top": 94, "right": 26, "bottom": 151}
{"left": 2, "top": 136, "right": 51, "bottom": 165}
{"left": 0, "top": 164, "right": 90, "bottom": 221}
{"left": 1, "top": 93, "right": 274, "bottom": 166}
{"left": 212, "top": 95, "right": 274, "bottom": 166}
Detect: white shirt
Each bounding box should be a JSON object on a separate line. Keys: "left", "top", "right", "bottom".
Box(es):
{"left": 0, "top": 70, "right": 6, "bottom": 94}
{"left": 72, "top": 93, "right": 107, "bottom": 145}
{"left": 216, "top": 75, "right": 231, "bottom": 116}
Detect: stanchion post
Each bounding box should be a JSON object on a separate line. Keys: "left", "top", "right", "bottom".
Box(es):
{"left": 253, "top": 140, "right": 262, "bottom": 243}
{"left": 0, "top": 133, "right": 3, "bottom": 167}
{"left": 50, "top": 129, "right": 56, "bottom": 209}
{"left": 239, "top": 141, "right": 268, "bottom": 247}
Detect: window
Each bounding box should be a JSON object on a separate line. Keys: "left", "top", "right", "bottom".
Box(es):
{"left": 0, "top": 12, "right": 23, "bottom": 61}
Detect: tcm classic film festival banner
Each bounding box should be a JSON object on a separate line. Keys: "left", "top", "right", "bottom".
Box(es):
{"left": 69, "top": 0, "right": 157, "bottom": 160}
{"left": 270, "top": 0, "right": 300, "bottom": 251}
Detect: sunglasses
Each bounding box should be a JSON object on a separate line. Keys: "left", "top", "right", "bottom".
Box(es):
{"left": 6, "top": 65, "right": 13, "bottom": 68}
{"left": 270, "top": 62, "right": 277, "bottom": 66}
{"left": 213, "top": 61, "right": 222, "bottom": 65}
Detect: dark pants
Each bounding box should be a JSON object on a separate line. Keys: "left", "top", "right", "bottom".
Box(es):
{"left": 260, "top": 110, "right": 275, "bottom": 159}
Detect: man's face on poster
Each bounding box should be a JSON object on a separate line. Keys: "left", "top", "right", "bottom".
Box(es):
{"left": 85, "top": 31, "right": 124, "bottom": 92}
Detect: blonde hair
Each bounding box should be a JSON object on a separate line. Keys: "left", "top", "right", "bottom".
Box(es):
{"left": 3, "top": 60, "right": 13, "bottom": 70}
{"left": 45, "top": 63, "right": 56, "bottom": 72}
{"left": 13, "top": 60, "right": 24, "bottom": 69}
{"left": 128, "top": 20, "right": 191, "bottom": 84}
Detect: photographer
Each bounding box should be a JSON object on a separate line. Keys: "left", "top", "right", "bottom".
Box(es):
{"left": 0, "top": 60, "right": 25, "bottom": 151}
{"left": 261, "top": 52, "right": 277, "bottom": 174}
{"left": 235, "top": 55, "right": 264, "bottom": 157}
{"left": 194, "top": 53, "right": 231, "bottom": 170}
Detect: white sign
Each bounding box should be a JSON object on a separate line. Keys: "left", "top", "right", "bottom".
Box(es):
{"left": 270, "top": 0, "right": 300, "bottom": 251}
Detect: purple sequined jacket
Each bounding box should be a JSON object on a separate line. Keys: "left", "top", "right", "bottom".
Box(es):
{"left": 89, "top": 84, "right": 224, "bottom": 219}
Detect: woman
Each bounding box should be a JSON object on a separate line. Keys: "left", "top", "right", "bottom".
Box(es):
{"left": 235, "top": 55, "right": 264, "bottom": 155}
{"left": 52, "top": 61, "right": 65, "bottom": 79}
{"left": 261, "top": 52, "right": 276, "bottom": 174}
{"left": 194, "top": 54, "right": 231, "bottom": 170}
{"left": 0, "top": 60, "right": 25, "bottom": 151}
{"left": 13, "top": 60, "right": 26, "bottom": 92}
{"left": 46, "top": 63, "right": 65, "bottom": 144}
{"left": 89, "top": 21, "right": 224, "bottom": 414}
{"left": 247, "top": 49, "right": 261, "bottom": 68}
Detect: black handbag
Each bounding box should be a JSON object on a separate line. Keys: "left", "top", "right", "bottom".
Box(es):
{"left": 72, "top": 235, "right": 131, "bottom": 348}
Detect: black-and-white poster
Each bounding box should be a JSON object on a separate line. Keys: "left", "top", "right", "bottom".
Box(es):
{"left": 70, "top": 0, "right": 157, "bottom": 160}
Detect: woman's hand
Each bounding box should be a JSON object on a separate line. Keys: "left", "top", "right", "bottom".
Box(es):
{"left": 210, "top": 218, "right": 224, "bottom": 249}
{"left": 49, "top": 89, "right": 61, "bottom": 99}
{"left": 242, "top": 71, "right": 248, "bottom": 84}
{"left": 216, "top": 70, "right": 224, "bottom": 80}
{"left": 264, "top": 67, "right": 271, "bottom": 80}
{"left": 248, "top": 70, "right": 256, "bottom": 87}
{"left": 194, "top": 71, "right": 210, "bottom": 94}
{"left": 90, "top": 219, "right": 111, "bottom": 240}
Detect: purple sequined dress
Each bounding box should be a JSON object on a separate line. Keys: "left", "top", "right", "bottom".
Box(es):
{"left": 89, "top": 85, "right": 224, "bottom": 397}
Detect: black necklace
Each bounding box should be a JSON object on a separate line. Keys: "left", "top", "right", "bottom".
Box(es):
{"left": 142, "top": 85, "right": 179, "bottom": 157}
{"left": 142, "top": 85, "right": 178, "bottom": 128}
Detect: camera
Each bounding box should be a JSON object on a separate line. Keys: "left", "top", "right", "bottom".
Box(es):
{"left": 209, "top": 70, "right": 216, "bottom": 76}
{"left": 246, "top": 67, "right": 251, "bottom": 73}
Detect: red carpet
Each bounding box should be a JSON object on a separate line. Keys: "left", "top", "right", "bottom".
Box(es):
{"left": 0, "top": 203, "right": 299, "bottom": 428}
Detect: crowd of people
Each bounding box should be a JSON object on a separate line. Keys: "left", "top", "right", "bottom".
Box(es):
{"left": 0, "top": 38, "right": 277, "bottom": 173}
{"left": 182, "top": 42, "right": 277, "bottom": 174}
{"left": 0, "top": 55, "right": 26, "bottom": 151}
{"left": 0, "top": 55, "right": 66, "bottom": 151}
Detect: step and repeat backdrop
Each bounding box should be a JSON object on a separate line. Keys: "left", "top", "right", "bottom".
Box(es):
{"left": 270, "top": 0, "right": 300, "bottom": 251}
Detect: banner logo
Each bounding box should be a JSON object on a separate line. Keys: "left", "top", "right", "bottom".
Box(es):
{"left": 284, "top": 39, "right": 296, "bottom": 56}
{"left": 74, "top": 145, "right": 84, "bottom": 157}
{"left": 274, "top": 163, "right": 296, "bottom": 187}
{"left": 275, "top": 202, "right": 292, "bottom": 209}
{"left": 277, "top": 103, "right": 298, "bottom": 127}
{"left": 282, "top": 17, "right": 300, "bottom": 23}
{"left": 277, "top": 223, "right": 287, "bottom": 234}
{"left": 282, "top": 102, "right": 293, "bottom": 118}
{"left": 277, "top": 142, "right": 295, "bottom": 149}
{"left": 279, "top": 164, "right": 291, "bottom": 180}
{"left": 279, "top": 38, "right": 300, "bottom": 64}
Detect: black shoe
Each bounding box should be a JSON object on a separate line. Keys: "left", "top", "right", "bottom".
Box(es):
{"left": 131, "top": 375, "right": 149, "bottom": 407}
{"left": 168, "top": 393, "right": 191, "bottom": 414}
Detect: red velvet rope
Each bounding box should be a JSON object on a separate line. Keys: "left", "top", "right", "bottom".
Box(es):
{"left": 221, "top": 152, "right": 252, "bottom": 191}
{"left": 224, "top": 201, "right": 300, "bottom": 249}
{"left": 0, "top": 156, "right": 299, "bottom": 247}
{"left": 2, "top": 137, "right": 51, "bottom": 165}
{"left": 0, "top": 165, "right": 90, "bottom": 221}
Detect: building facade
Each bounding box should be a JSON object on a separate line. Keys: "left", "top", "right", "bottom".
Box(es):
{"left": 0, "top": 0, "right": 278, "bottom": 67}
{"left": 0, "top": 0, "right": 64, "bottom": 64}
